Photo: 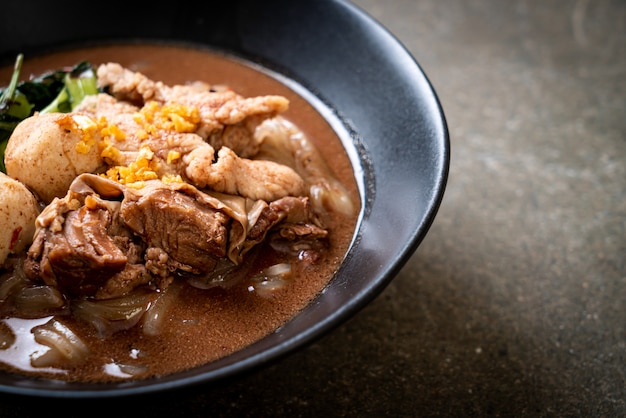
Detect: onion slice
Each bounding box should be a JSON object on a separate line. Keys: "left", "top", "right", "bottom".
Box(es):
{"left": 142, "top": 281, "right": 182, "bottom": 336}
{"left": 0, "top": 321, "right": 15, "bottom": 350}
{"left": 13, "top": 286, "right": 65, "bottom": 316}
{"left": 72, "top": 290, "right": 155, "bottom": 338}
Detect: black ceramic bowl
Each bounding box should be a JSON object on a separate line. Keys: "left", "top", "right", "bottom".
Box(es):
{"left": 0, "top": 0, "right": 449, "bottom": 397}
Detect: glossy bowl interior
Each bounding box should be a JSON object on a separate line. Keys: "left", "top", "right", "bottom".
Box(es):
{"left": 0, "top": 0, "right": 449, "bottom": 397}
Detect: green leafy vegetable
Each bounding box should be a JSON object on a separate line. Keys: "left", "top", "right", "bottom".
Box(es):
{"left": 0, "top": 54, "right": 29, "bottom": 173}
{"left": 0, "top": 54, "right": 99, "bottom": 173}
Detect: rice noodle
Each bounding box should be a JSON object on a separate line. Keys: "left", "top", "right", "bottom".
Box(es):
{"left": 31, "top": 319, "right": 90, "bottom": 367}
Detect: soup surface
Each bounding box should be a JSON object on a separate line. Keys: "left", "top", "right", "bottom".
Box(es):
{"left": 0, "top": 44, "right": 360, "bottom": 382}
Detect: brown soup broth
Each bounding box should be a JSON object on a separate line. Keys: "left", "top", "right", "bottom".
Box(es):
{"left": 0, "top": 44, "right": 360, "bottom": 382}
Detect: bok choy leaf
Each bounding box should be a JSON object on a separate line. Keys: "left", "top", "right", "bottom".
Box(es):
{"left": 0, "top": 54, "right": 98, "bottom": 173}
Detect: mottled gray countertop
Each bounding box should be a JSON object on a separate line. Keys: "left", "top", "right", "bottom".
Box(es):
{"left": 1, "top": 0, "right": 624, "bottom": 416}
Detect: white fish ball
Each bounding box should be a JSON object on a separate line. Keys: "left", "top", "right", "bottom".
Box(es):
{"left": 4, "top": 112, "right": 104, "bottom": 204}
{"left": 0, "top": 172, "right": 40, "bottom": 265}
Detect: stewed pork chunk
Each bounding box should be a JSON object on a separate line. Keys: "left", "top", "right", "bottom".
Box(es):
{"left": 25, "top": 174, "right": 325, "bottom": 299}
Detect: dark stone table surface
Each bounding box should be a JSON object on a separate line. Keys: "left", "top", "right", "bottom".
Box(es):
{"left": 1, "top": 0, "right": 623, "bottom": 416}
